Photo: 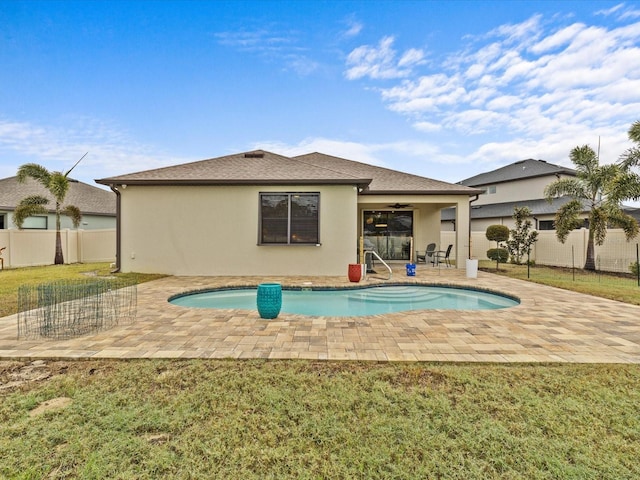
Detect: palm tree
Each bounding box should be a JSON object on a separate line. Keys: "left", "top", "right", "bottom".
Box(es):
{"left": 12, "top": 154, "right": 86, "bottom": 264}
{"left": 617, "top": 120, "right": 640, "bottom": 201}
{"left": 545, "top": 145, "right": 638, "bottom": 271}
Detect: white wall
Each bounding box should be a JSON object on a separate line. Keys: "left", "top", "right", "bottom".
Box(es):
{"left": 118, "top": 184, "right": 359, "bottom": 276}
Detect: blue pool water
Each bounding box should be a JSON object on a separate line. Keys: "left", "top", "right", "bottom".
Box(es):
{"left": 169, "top": 285, "right": 519, "bottom": 317}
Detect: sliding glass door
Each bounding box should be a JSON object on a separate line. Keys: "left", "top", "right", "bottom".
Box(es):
{"left": 363, "top": 211, "right": 413, "bottom": 261}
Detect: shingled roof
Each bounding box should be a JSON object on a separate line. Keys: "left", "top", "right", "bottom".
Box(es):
{"left": 96, "top": 150, "right": 481, "bottom": 196}
{"left": 441, "top": 196, "right": 581, "bottom": 221}
{"left": 459, "top": 159, "right": 576, "bottom": 187}
{"left": 0, "top": 176, "right": 116, "bottom": 216}
{"left": 293, "top": 152, "right": 477, "bottom": 194}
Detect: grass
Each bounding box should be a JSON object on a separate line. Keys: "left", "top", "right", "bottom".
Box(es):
{"left": 1, "top": 359, "right": 639, "bottom": 479}
{"left": 479, "top": 261, "right": 640, "bottom": 306}
{"left": 0, "top": 263, "right": 165, "bottom": 318}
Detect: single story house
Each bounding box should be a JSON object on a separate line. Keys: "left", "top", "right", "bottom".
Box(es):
{"left": 96, "top": 150, "right": 482, "bottom": 276}
{"left": 0, "top": 176, "right": 116, "bottom": 230}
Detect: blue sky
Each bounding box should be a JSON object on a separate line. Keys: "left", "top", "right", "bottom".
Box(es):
{"left": 1, "top": 0, "right": 640, "bottom": 192}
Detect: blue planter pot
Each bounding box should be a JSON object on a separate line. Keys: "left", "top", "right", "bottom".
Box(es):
{"left": 257, "top": 283, "right": 282, "bottom": 319}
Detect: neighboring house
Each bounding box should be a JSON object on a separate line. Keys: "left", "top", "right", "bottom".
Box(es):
{"left": 442, "top": 159, "right": 579, "bottom": 232}
{"left": 0, "top": 176, "right": 116, "bottom": 230}
{"left": 96, "top": 150, "right": 482, "bottom": 276}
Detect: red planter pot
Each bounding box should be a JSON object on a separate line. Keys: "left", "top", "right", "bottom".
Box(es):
{"left": 348, "top": 263, "right": 362, "bottom": 283}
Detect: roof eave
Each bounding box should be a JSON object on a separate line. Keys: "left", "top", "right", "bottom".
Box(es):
{"left": 95, "top": 178, "right": 373, "bottom": 188}
{"left": 361, "top": 188, "right": 484, "bottom": 196}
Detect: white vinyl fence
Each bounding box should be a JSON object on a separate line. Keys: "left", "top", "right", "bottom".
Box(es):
{"left": 0, "top": 229, "right": 116, "bottom": 269}
{"left": 442, "top": 229, "right": 639, "bottom": 273}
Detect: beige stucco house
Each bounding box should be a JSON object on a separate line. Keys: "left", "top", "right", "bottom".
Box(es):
{"left": 96, "top": 150, "right": 482, "bottom": 276}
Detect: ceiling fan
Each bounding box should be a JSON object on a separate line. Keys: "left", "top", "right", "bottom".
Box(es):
{"left": 387, "top": 203, "right": 412, "bottom": 209}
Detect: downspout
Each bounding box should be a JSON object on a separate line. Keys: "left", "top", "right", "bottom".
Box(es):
{"left": 109, "top": 185, "right": 121, "bottom": 273}
{"left": 468, "top": 194, "right": 479, "bottom": 258}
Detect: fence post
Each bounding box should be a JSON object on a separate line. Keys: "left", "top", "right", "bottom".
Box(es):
{"left": 636, "top": 243, "right": 640, "bottom": 287}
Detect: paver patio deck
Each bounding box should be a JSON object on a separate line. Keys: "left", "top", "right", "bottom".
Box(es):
{"left": 1, "top": 265, "right": 639, "bottom": 362}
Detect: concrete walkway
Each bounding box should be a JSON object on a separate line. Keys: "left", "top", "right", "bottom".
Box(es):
{"left": 1, "top": 266, "right": 639, "bottom": 363}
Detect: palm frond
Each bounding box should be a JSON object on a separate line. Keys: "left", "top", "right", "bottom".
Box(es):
{"left": 628, "top": 120, "right": 640, "bottom": 144}
{"left": 569, "top": 145, "right": 598, "bottom": 176}
{"left": 607, "top": 209, "right": 640, "bottom": 241}
{"left": 62, "top": 205, "right": 82, "bottom": 228}
{"left": 16, "top": 163, "right": 51, "bottom": 187}
{"left": 620, "top": 146, "right": 640, "bottom": 170}
{"left": 554, "top": 199, "right": 584, "bottom": 243}
{"left": 544, "top": 178, "right": 586, "bottom": 201}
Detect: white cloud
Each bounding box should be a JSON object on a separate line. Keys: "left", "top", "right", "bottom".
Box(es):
{"left": 345, "top": 36, "right": 425, "bottom": 80}
{"left": 343, "top": 11, "right": 640, "bottom": 171}
{"left": 343, "top": 18, "right": 363, "bottom": 38}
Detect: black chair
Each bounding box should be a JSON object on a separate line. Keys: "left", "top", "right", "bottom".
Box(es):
{"left": 416, "top": 243, "right": 436, "bottom": 264}
{"left": 434, "top": 244, "right": 453, "bottom": 267}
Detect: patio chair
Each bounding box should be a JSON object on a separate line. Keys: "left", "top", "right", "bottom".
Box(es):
{"left": 416, "top": 243, "right": 436, "bottom": 264}
{"left": 0, "top": 247, "right": 5, "bottom": 270}
{"left": 434, "top": 244, "right": 453, "bottom": 267}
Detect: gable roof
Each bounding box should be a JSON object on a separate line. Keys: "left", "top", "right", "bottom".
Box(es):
{"left": 96, "top": 150, "right": 481, "bottom": 196}
{"left": 459, "top": 159, "right": 576, "bottom": 187}
{"left": 293, "top": 152, "right": 477, "bottom": 194}
{"left": 0, "top": 176, "right": 116, "bottom": 216}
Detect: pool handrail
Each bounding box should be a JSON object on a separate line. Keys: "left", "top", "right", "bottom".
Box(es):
{"left": 364, "top": 250, "right": 392, "bottom": 280}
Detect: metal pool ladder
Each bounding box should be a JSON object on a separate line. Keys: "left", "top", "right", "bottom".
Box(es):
{"left": 364, "top": 250, "right": 392, "bottom": 280}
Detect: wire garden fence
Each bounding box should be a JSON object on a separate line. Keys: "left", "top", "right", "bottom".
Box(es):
{"left": 497, "top": 242, "right": 640, "bottom": 289}
{"left": 17, "top": 278, "right": 137, "bottom": 340}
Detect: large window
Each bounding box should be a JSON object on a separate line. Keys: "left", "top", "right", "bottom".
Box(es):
{"left": 260, "top": 193, "right": 319, "bottom": 245}
{"left": 23, "top": 216, "right": 48, "bottom": 229}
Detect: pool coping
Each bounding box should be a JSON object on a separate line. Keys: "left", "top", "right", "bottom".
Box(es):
{"left": 1, "top": 266, "right": 639, "bottom": 363}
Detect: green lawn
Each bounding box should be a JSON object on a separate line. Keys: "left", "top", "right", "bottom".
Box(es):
{"left": 1, "top": 360, "right": 639, "bottom": 479}
{"left": 479, "top": 261, "right": 640, "bottom": 306}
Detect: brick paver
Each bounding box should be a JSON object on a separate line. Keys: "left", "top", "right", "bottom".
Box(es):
{"left": 1, "top": 266, "right": 639, "bottom": 362}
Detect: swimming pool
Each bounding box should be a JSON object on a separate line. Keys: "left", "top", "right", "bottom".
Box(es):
{"left": 169, "top": 285, "right": 519, "bottom": 317}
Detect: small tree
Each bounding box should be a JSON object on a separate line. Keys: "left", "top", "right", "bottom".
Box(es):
{"left": 13, "top": 154, "right": 86, "bottom": 265}
{"left": 486, "top": 224, "right": 509, "bottom": 270}
{"left": 506, "top": 206, "right": 539, "bottom": 265}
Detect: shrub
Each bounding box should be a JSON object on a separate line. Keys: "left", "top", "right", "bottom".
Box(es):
{"left": 631, "top": 261, "right": 639, "bottom": 277}
{"left": 486, "top": 224, "right": 510, "bottom": 270}
{"left": 487, "top": 248, "right": 509, "bottom": 264}
{"left": 486, "top": 225, "right": 510, "bottom": 243}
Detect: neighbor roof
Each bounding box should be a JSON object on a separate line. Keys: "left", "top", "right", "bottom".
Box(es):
{"left": 96, "top": 150, "right": 481, "bottom": 196}
{"left": 441, "top": 196, "right": 583, "bottom": 221}
{"left": 459, "top": 159, "right": 576, "bottom": 187}
{"left": 0, "top": 176, "right": 116, "bottom": 216}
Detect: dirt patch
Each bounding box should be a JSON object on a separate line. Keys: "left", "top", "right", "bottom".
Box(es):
{"left": 29, "top": 397, "right": 73, "bottom": 417}
{"left": 0, "top": 359, "right": 77, "bottom": 392}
